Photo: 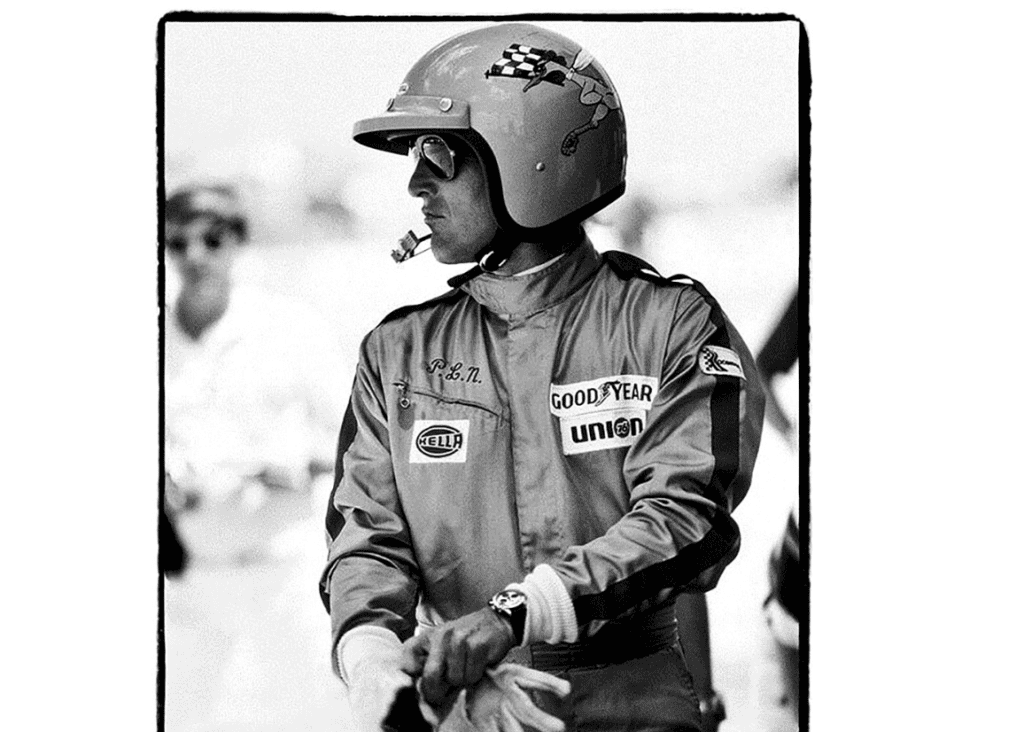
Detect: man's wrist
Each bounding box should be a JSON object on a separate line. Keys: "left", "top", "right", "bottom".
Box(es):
{"left": 487, "top": 589, "right": 527, "bottom": 645}
{"left": 490, "top": 610, "right": 517, "bottom": 646}
{"left": 508, "top": 564, "right": 578, "bottom": 645}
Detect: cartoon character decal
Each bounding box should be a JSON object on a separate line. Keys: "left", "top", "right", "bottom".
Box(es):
{"left": 486, "top": 43, "right": 621, "bottom": 156}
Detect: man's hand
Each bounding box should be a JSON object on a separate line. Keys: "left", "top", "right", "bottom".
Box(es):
{"left": 401, "top": 608, "right": 517, "bottom": 704}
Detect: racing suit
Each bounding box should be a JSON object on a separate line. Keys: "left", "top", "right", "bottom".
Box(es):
{"left": 321, "top": 235, "right": 764, "bottom": 726}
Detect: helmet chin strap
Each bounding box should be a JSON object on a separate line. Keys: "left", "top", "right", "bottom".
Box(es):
{"left": 446, "top": 230, "right": 519, "bottom": 289}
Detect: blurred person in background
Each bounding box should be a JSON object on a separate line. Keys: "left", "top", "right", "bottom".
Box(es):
{"left": 163, "top": 183, "right": 350, "bottom": 731}
{"left": 749, "top": 286, "right": 802, "bottom": 720}
{"left": 755, "top": 289, "right": 803, "bottom": 707}
{"left": 756, "top": 291, "right": 799, "bottom": 450}
{"left": 320, "top": 24, "right": 764, "bottom": 732}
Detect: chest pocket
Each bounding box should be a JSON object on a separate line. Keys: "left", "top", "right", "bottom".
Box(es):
{"left": 390, "top": 380, "right": 507, "bottom": 468}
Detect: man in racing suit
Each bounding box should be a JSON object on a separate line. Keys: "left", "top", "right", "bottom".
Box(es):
{"left": 320, "top": 23, "right": 765, "bottom": 732}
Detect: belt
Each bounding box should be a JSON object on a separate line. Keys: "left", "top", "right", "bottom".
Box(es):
{"left": 504, "top": 603, "right": 679, "bottom": 671}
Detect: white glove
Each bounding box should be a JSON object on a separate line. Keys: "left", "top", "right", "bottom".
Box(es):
{"left": 349, "top": 665, "right": 413, "bottom": 732}
{"left": 437, "top": 663, "right": 571, "bottom": 732}
{"left": 339, "top": 627, "right": 416, "bottom": 732}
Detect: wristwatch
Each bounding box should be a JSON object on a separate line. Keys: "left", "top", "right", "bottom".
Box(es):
{"left": 488, "top": 589, "right": 527, "bottom": 645}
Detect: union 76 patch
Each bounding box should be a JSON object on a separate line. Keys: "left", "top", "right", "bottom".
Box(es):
{"left": 698, "top": 346, "right": 745, "bottom": 379}
{"left": 558, "top": 408, "right": 647, "bottom": 456}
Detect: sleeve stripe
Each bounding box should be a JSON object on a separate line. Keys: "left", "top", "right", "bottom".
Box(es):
{"left": 692, "top": 280, "right": 743, "bottom": 510}
{"left": 325, "top": 400, "right": 358, "bottom": 541}
{"left": 572, "top": 281, "right": 747, "bottom": 623}
{"left": 572, "top": 514, "right": 739, "bottom": 623}
{"left": 706, "top": 328, "right": 742, "bottom": 509}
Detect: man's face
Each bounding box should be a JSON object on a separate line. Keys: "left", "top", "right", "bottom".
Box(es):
{"left": 407, "top": 135, "right": 499, "bottom": 265}
{"left": 165, "top": 216, "right": 240, "bottom": 293}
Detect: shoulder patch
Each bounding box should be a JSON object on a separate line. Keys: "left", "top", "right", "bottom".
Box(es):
{"left": 699, "top": 345, "right": 746, "bottom": 379}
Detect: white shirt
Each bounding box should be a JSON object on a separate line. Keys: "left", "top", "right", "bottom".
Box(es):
{"left": 165, "top": 284, "right": 346, "bottom": 562}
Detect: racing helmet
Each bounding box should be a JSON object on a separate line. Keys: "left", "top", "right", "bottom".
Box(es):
{"left": 353, "top": 23, "right": 627, "bottom": 239}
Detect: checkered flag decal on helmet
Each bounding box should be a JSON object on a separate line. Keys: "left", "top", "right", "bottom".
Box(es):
{"left": 486, "top": 44, "right": 546, "bottom": 79}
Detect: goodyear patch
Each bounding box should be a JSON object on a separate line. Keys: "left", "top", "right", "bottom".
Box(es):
{"left": 549, "top": 375, "right": 659, "bottom": 419}
{"left": 409, "top": 420, "right": 469, "bottom": 464}
{"left": 698, "top": 346, "right": 745, "bottom": 379}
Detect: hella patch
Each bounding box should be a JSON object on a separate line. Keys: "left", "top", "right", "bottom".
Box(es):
{"left": 409, "top": 420, "right": 470, "bottom": 463}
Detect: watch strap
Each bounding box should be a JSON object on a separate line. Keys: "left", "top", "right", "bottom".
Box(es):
{"left": 489, "top": 590, "right": 527, "bottom": 645}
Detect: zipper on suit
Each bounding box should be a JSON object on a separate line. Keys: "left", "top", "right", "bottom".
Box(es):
{"left": 394, "top": 381, "right": 413, "bottom": 409}
{"left": 392, "top": 380, "right": 504, "bottom": 420}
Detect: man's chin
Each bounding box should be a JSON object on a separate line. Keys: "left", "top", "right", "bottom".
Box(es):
{"left": 429, "top": 247, "right": 474, "bottom": 267}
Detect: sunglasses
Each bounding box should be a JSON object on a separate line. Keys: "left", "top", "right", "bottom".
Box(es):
{"left": 166, "top": 226, "right": 230, "bottom": 255}
{"left": 409, "top": 134, "right": 458, "bottom": 180}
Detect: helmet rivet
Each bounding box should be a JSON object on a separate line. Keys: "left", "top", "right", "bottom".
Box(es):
{"left": 536, "top": 162, "right": 546, "bottom": 172}
{"left": 439, "top": 97, "right": 453, "bottom": 112}
{"left": 386, "top": 97, "right": 395, "bottom": 111}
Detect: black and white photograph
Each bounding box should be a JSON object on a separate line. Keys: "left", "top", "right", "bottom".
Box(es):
{"left": 9, "top": 4, "right": 1024, "bottom": 732}
{"left": 159, "top": 15, "right": 804, "bottom": 732}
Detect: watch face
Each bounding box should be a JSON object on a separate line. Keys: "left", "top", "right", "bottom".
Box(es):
{"left": 492, "top": 590, "right": 527, "bottom": 611}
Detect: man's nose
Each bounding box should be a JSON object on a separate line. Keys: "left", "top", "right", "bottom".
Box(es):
{"left": 407, "top": 157, "right": 438, "bottom": 198}
{"left": 182, "top": 237, "right": 206, "bottom": 263}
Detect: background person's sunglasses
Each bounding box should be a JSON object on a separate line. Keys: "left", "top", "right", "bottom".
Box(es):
{"left": 166, "top": 225, "right": 231, "bottom": 255}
